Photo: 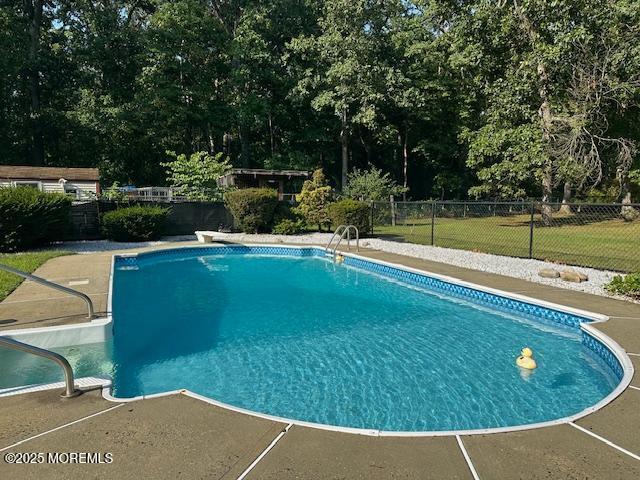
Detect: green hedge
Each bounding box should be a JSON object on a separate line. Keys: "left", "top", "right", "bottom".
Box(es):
{"left": 0, "top": 187, "right": 72, "bottom": 252}
{"left": 101, "top": 205, "right": 169, "bottom": 241}
{"left": 327, "top": 199, "right": 370, "bottom": 235}
{"left": 224, "top": 188, "right": 279, "bottom": 233}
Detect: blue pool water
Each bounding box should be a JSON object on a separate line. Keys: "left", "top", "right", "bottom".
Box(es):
{"left": 1, "top": 250, "right": 619, "bottom": 431}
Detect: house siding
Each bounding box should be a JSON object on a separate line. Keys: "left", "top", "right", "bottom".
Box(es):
{"left": 0, "top": 179, "right": 98, "bottom": 197}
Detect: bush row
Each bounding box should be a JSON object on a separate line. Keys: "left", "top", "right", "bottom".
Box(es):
{"left": 101, "top": 205, "right": 169, "bottom": 241}
{"left": 0, "top": 186, "right": 369, "bottom": 249}
{"left": 0, "top": 188, "right": 72, "bottom": 252}
{"left": 223, "top": 188, "right": 370, "bottom": 235}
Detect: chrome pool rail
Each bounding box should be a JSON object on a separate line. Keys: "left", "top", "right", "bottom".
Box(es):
{"left": 0, "top": 336, "right": 81, "bottom": 398}
{"left": 325, "top": 225, "right": 359, "bottom": 258}
{"left": 0, "top": 263, "right": 94, "bottom": 319}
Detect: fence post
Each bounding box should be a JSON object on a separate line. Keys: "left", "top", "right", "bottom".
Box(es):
{"left": 390, "top": 195, "right": 396, "bottom": 226}
{"left": 431, "top": 200, "right": 436, "bottom": 246}
{"left": 370, "top": 201, "right": 374, "bottom": 236}
{"left": 529, "top": 201, "right": 535, "bottom": 259}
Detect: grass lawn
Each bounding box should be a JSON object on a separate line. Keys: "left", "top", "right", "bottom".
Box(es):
{"left": 375, "top": 214, "right": 640, "bottom": 272}
{"left": 0, "top": 251, "right": 72, "bottom": 302}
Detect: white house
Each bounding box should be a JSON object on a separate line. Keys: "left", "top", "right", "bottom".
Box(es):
{"left": 0, "top": 166, "right": 100, "bottom": 199}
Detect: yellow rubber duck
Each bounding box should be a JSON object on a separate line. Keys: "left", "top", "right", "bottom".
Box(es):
{"left": 335, "top": 254, "right": 345, "bottom": 264}
{"left": 516, "top": 347, "right": 537, "bottom": 370}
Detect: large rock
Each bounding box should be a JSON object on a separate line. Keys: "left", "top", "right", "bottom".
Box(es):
{"left": 560, "top": 269, "right": 588, "bottom": 283}
{"left": 538, "top": 268, "right": 560, "bottom": 278}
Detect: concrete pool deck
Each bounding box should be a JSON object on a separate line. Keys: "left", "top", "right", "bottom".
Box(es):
{"left": 1, "top": 242, "right": 640, "bottom": 478}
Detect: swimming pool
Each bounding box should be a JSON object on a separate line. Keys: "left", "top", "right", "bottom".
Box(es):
{"left": 0, "top": 246, "right": 631, "bottom": 433}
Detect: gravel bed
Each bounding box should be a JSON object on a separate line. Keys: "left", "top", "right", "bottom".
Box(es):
{"left": 55, "top": 232, "right": 633, "bottom": 302}
{"left": 53, "top": 235, "right": 198, "bottom": 253}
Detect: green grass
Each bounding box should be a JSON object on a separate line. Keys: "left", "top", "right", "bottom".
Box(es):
{"left": 375, "top": 214, "right": 640, "bottom": 272}
{"left": 0, "top": 251, "right": 73, "bottom": 301}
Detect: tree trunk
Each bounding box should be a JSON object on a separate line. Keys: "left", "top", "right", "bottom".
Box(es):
{"left": 618, "top": 167, "right": 638, "bottom": 220}
{"left": 513, "top": 1, "right": 554, "bottom": 225}
{"left": 223, "top": 132, "right": 232, "bottom": 156}
{"left": 239, "top": 123, "right": 250, "bottom": 167}
{"left": 340, "top": 106, "right": 349, "bottom": 191}
{"left": 538, "top": 64, "right": 554, "bottom": 226}
{"left": 268, "top": 112, "right": 275, "bottom": 156}
{"left": 25, "top": 0, "right": 44, "bottom": 165}
{"left": 559, "top": 182, "right": 572, "bottom": 214}
{"left": 402, "top": 127, "right": 409, "bottom": 202}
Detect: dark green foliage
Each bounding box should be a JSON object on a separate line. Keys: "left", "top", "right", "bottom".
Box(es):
{"left": 272, "top": 218, "right": 306, "bottom": 235}
{"left": 224, "top": 188, "right": 279, "bottom": 233}
{"left": 0, "top": 188, "right": 71, "bottom": 252}
{"left": 270, "top": 202, "right": 306, "bottom": 234}
{"left": 327, "top": 199, "right": 370, "bottom": 235}
{"left": 101, "top": 205, "right": 168, "bottom": 242}
{"left": 606, "top": 273, "right": 640, "bottom": 298}
{"left": 1, "top": 1, "right": 638, "bottom": 201}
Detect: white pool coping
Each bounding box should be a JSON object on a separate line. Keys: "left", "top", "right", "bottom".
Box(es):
{"left": 0, "top": 243, "right": 634, "bottom": 438}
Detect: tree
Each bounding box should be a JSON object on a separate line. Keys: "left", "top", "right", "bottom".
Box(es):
{"left": 344, "top": 167, "right": 407, "bottom": 202}
{"left": 1, "top": 0, "right": 637, "bottom": 205}
{"left": 289, "top": 0, "right": 400, "bottom": 190}
{"left": 162, "top": 151, "right": 232, "bottom": 201}
{"left": 451, "top": 0, "right": 640, "bottom": 217}
{"left": 294, "top": 168, "right": 332, "bottom": 230}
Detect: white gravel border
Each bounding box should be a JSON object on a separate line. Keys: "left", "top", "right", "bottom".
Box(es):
{"left": 54, "top": 232, "right": 635, "bottom": 302}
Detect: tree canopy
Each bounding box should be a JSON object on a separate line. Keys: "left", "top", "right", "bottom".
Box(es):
{"left": 1, "top": 0, "right": 639, "bottom": 201}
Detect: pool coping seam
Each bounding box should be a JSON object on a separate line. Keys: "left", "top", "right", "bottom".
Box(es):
{"left": 569, "top": 422, "right": 640, "bottom": 462}
{"left": 0, "top": 243, "right": 634, "bottom": 438}
{"left": 235, "top": 423, "right": 293, "bottom": 480}
{"left": 456, "top": 435, "right": 481, "bottom": 480}
{"left": 0, "top": 403, "right": 124, "bottom": 452}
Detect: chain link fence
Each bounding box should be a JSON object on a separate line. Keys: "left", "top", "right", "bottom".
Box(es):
{"left": 371, "top": 201, "right": 640, "bottom": 272}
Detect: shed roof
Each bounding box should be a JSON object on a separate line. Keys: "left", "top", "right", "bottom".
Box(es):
{"left": 224, "top": 168, "right": 309, "bottom": 177}
{"left": 0, "top": 166, "right": 100, "bottom": 181}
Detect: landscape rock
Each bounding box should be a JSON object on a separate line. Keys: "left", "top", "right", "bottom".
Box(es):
{"left": 621, "top": 206, "right": 640, "bottom": 222}
{"left": 538, "top": 268, "right": 560, "bottom": 278}
{"left": 560, "top": 269, "right": 588, "bottom": 283}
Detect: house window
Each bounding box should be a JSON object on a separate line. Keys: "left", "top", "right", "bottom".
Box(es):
{"left": 13, "top": 181, "right": 42, "bottom": 190}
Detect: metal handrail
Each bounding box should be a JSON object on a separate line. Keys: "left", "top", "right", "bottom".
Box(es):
{"left": 325, "top": 225, "right": 348, "bottom": 253}
{"left": 0, "top": 263, "right": 94, "bottom": 319}
{"left": 325, "top": 225, "right": 359, "bottom": 259}
{"left": 0, "top": 337, "right": 81, "bottom": 398}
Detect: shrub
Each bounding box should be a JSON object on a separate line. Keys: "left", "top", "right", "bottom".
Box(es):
{"left": 605, "top": 273, "right": 640, "bottom": 298}
{"left": 224, "top": 188, "right": 279, "bottom": 233}
{"left": 100, "top": 182, "right": 128, "bottom": 202}
{"left": 294, "top": 169, "right": 332, "bottom": 230}
{"left": 269, "top": 202, "right": 306, "bottom": 234}
{"left": 344, "top": 167, "right": 407, "bottom": 201}
{"left": 0, "top": 187, "right": 72, "bottom": 252}
{"left": 272, "top": 218, "right": 306, "bottom": 235}
{"left": 327, "top": 199, "right": 371, "bottom": 235}
{"left": 101, "top": 205, "right": 168, "bottom": 241}
{"left": 162, "top": 151, "right": 232, "bottom": 201}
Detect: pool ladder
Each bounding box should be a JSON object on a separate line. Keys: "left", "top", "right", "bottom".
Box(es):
{"left": 325, "top": 225, "right": 359, "bottom": 260}
{"left": 0, "top": 336, "right": 81, "bottom": 398}
{"left": 0, "top": 263, "right": 92, "bottom": 398}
